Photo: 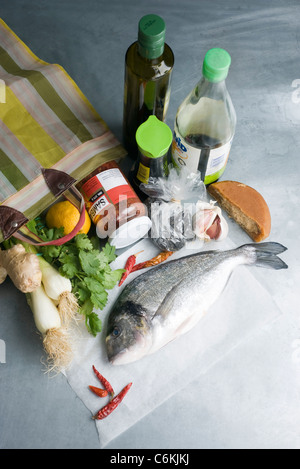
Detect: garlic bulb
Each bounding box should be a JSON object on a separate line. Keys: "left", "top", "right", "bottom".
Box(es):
{"left": 192, "top": 200, "right": 228, "bottom": 241}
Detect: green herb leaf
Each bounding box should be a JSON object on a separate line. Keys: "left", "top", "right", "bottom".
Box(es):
{"left": 26, "top": 218, "right": 39, "bottom": 235}
{"left": 41, "top": 226, "right": 65, "bottom": 242}
{"left": 84, "top": 277, "right": 105, "bottom": 294}
{"left": 86, "top": 312, "right": 102, "bottom": 337}
{"left": 83, "top": 278, "right": 107, "bottom": 307}
{"left": 79, "top": 251, "right": 101, "bottom": 276}
{"left": 59, "top": 262, "right": 80, "bottom": 279}
{"left": 44, "top": 244, "right": 62, "bottom": 261}
{"left": 90, "top": 236, "right": 100, "bottom": 250}
{"left": 74, "top": 281, "right": 90, "bottom": 304}
{"left": 96, "top": 246, "right": 117, "bottom": 270}
{"left": 90, "top": 291, "right": 108, "bottom": 310}
{"left": 81, "top": 298, "right": 94, "bottom": 317}
{"left": 59, "top": 251, "right": 80, "bottom": 266}
{"left": 75, "top": 234, "right": 94, "bottom": 251}
{"left": 101, "top": 242, "right": 117, "bottom": 264}
{"left": 97, "top": 268, "right": 125, "bottom": 290}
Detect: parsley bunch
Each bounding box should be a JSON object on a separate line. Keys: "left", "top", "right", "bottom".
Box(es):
{"left": 28, "top": 219, "right": 124, "bottom": 336}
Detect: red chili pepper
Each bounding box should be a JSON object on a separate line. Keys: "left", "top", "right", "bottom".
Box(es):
{"left": 92, "top": 365, "right": 114, "bottom": 397}
{"left": 92, "top": 382, "right": 132, "bottom": 420}
{"left": 132, "top": 251, "right": 174, "bottom": 272}
{"left": 89, "top": 385, "right": 108, "bottom": 398}
{"left": 119, "top": 250, "right": 143, "bottom": 286}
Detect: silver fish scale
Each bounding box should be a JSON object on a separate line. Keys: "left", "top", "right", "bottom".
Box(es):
{"left": 120, "top": 248, "right": 248, "bottom": 322}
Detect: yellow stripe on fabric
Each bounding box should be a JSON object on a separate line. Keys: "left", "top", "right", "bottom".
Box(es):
{"left": 0, "top": 87, "right": 65, "bottom": 167}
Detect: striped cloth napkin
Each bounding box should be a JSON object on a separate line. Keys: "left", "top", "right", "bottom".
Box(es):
{"left": 0, "top": 18, "right": 126, "bottom": 243}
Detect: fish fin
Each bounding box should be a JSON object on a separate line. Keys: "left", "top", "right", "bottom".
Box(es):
{"left": 174, "top": 311, "right": 206, "bottom": 337}
{"left": 153, "top": 284, "right": 181, "bottom": 320}
{"left": 241, "top": 242, "right": 288, "bottom": 270}
{"left": 246, "top": 241, "right": 287, "bottom": 255}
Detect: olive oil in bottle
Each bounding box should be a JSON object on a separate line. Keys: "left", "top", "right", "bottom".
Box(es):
{"left": 123, "top": 14, "right": 174, "bottom": 158}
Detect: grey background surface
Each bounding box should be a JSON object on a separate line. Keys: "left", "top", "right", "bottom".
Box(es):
{"left": 0, "top": 0, "right": 300, "bottom": 449}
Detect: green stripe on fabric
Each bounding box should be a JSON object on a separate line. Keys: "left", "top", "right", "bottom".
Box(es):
{"left": 0, "top": 46, "right": 93, "bottom": 143}
{"left": 0, "top": 147, "right": 29, "bottom": 190}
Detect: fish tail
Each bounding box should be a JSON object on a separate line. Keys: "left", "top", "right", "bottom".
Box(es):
{"left": 239, "top": 242, "right": 288, "bottom": 270}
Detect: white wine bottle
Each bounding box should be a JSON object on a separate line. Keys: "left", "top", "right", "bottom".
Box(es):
{"left": 172, "top": 48, "right": 236, "bottom": 185}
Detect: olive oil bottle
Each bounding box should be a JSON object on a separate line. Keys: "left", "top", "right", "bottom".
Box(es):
{"left": 123, "top": 14, "right": 174, "bottom": 158}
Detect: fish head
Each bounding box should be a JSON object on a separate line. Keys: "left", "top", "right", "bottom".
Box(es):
{"left": 105, "top": 301, "right": 152, "bottom": 365}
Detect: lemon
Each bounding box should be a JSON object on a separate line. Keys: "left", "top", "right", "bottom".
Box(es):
{"left": 46, "top": 200, "right": 91, "bottom": 235}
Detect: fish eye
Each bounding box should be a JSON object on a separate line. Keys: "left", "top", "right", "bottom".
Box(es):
{"left": 112, "top": 326, "right": 121, "bottom": 338}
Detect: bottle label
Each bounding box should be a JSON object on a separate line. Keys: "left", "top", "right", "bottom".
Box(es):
{"left": 80, "top": 168, "right": 136, "bottom": 223}
{"left": 171, "top": 131, "right": 232, "bottom": 183}
{"left": 136, "top": 162, "right": 150, "bottom": 184}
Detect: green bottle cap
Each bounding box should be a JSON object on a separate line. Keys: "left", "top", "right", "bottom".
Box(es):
{"left": 135, "top": 115, "right": 173, "bottom": 158}
{"left": 202, "top": 48, "right": 232, "bottom": 83}
{"left": 138, "top": 14, "right": 166, "bottom": 59}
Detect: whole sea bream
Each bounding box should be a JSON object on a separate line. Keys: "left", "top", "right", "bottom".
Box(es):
{"left": 106, "top": 242, "right": 287, "bottom": 365}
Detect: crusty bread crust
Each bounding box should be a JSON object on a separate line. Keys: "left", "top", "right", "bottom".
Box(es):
{"left": 207, "top": 181, "right": 271, "bottom": 242}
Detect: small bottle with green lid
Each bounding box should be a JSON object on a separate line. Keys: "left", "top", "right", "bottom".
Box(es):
{"left": 123, "top": 14, "right": 174, "bottom": 158}
{"left": 131, "top": 115, "right": 173, "bottom": 197}
{"left": 171, "top": 48, "right": 236, "bottom": 185}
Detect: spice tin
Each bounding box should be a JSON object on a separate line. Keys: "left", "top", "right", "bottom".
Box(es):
{"left": 77, "top": 160, "right": 151, "bottom": 249}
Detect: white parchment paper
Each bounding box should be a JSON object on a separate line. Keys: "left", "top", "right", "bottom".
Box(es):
{"left": 64, "top": 236, "right": 283, "bottom": 448}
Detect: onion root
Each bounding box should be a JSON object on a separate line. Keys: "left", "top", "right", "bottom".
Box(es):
{"left": 57, "top": 291, "right": 79, "bottom": 325}
{"left": 43, "top": 327, "right": 73, "bottom": 374}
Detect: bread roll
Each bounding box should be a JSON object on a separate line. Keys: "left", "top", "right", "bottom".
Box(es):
{"left": 207, "top": 181, "right": 271, "bottom": 242}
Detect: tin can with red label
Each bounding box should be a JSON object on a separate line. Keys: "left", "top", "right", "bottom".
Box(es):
{"left": 77, "top": 160, "right": 151, "bottom": 249}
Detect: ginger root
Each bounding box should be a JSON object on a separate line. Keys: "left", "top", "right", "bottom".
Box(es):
{"left": 0, "top": 244, "right": 42, "bottom": 293}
